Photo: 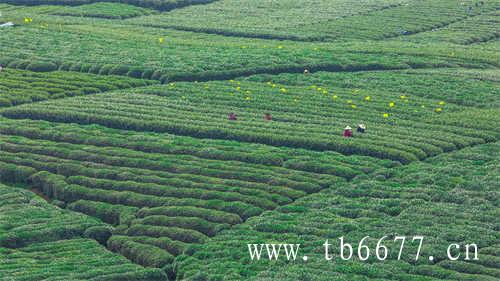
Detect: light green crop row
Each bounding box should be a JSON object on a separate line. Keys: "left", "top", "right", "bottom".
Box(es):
{"left": 0, "top": 68, "right": 157, "bottom": 107}
{"left": 2, "top": 75, "right": 495, "bottom": 163}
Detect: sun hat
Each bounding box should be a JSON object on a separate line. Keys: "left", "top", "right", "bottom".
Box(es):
{"left": 345, "top": 126, "right": 352, "bottom": 130}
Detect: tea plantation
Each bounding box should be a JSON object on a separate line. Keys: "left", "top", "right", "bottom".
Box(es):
{"left": 0, "top": 0, "right": 498, "bottom": 280}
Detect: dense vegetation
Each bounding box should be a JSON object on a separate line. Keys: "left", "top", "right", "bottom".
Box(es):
{"left": 51, "top": 2, "right": 156, "bottom": 19}
{"left": 0, "top": 13, "right": 497, "bottom": 82}
{"left": 244, "top": 68, "right": 500, "bottom": 108}
{"left": 0, "top": 182, "right": 102, "bottom": 247}
{"left": 0, "top": 0, "right": 219, "bottom": 11}
{"left": 0, "top": 183, "right": 166, "bottom": 280}
{"left": 127, "top": 0, "right": 499, "bottom": 41}
{"left": 3, "top": 73, "right": 498, "bottom": 163}
{"left": 175, "top": 142, "right": 500, "bottom": 280}
{"left": 0, "top": 116, "right": 347, "bottom": 271}
{"left": 0, "top": 68, "right": 156, "bottom": 107}
{"left": 0, "top": 1, "right": 498, "bottom": 280}
{"left": 0, "top": 118, "right": 392, "bottom": 177}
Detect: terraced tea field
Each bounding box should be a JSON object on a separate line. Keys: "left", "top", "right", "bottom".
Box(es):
{"left": 0, "top": 68, "right": 156, "bottom": 106}
{"left": 175, "top": 142, "right": 499, "bottom": 281}
{"left": 0, "top": 183, "right": 166, "bottom": 280}
{"left": 0, "top": 0, "right": 498, "bottom": 280}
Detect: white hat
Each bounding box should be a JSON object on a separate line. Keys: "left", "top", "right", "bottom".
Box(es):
{"left": 345, "top": 126, "right": 352, "bottom": 130}
{"left": 359, "top": 124, "right": 366, "bottom": 129}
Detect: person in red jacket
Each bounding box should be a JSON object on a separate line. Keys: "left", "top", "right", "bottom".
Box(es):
{"left": 343, "top": 126, "right": 353, "bottom": 137}
{"left": 228, "top": 112, "right": 237, "bottom": 120}
{"left": 264, "top": 113, "right": 272, "bottom": 121}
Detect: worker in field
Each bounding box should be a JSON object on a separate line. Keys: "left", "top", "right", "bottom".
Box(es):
{"left": 343, "top": 126, "right": 353, "bottom": 138}
{"left": 357, "top": 124, "right": 366, "bottom": 133}
{"left": 228, "top": 112, "right": 237, "bottom": 121}
{"left": 264, "top": 113, "right": 272, "bottom": 121}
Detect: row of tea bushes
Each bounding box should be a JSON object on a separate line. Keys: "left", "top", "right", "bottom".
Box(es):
{"left": 175, "top": 142, "right": 500, "bottom": 281}
{"left": 0, "top": 182, "right": 102, "bottom": 248}
{"left": 126, "top": 0, "right": 499, "bottom": 41}
{"left": 0, "top": 117, "right": 393, "bottom": 177}
{"left": 0, "top": 68, "right": 157, "bottom": 107}
{"left": 0, "top": 183, "right": 166, "bottom": 279}
{"left": 2, "top": 78, "right": 494, "bottom": 163}
{"left": 51, "top": 2, "right": 156, "bottom": 19}
{"left": 0, "top": 22, "right": 496, "bottom": 84}
{"left": 0, "top": 238, "right": 167, "bottom": 280}
{"left": 403, "top": 10, "right": 500, "bottom": 45}
{"left": 245, "top": 68, "right": 500, "bottom": 108}
{"left": 0, "top": 0, "right": 218, "bottom": 11}
{"left": 0, "top": 122, "right": 343, "bottom": 269}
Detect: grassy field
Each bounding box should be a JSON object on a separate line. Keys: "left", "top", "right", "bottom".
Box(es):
{"left": 0, "top": 1, "right": 498, "bottom": 280}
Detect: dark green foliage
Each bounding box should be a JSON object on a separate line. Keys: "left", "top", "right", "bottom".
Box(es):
{"left": 0, "top": 162, "right": 36, "bottom": 184}
{"left": 0, "top": 183, "right": 103, "bottom": 248}
{"left": 0, "top": 68, "right": 158, "bottom": 107}
{"left": 26, "top": 61, "right": 58, "bottom": 72}
{"left": 107, "top": 235, "right": 174, "bottom": 267}
{"left": 0, "top": 0, "right": 220, "bottom": 11}
{"left": 68, "top": 200, "right": 138, "bottom": 225}
{"left": 0, "top": 239, "right": 166, "bottom": 280}
{"left": 84, "top": 225, "right": 113, "bottom": 245}
{"left": 174, "top": 143, "right": 500, "bottom": 280}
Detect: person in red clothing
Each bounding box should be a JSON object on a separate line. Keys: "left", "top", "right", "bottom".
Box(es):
{"left": 264, "top": 113, "right": 272, "bottom": 121}
{"left": 343, "top": 126, "right": 353, "bottom": 137}
{"left": 228, "top": 112, "right": 237, "bottom": 120}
